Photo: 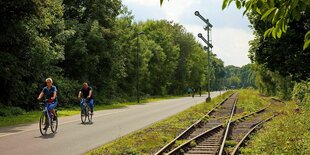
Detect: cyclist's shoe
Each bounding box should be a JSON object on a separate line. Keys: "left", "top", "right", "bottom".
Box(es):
{"left": 53, "top": 116, "right": 57, "bottom": 121}
{"left": 43, "top": 125, "right": 49, "bottom": 130}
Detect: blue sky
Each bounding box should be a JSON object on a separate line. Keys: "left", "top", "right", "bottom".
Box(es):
{"left": 122, "top": 0, "right": 254, "bottom": 67}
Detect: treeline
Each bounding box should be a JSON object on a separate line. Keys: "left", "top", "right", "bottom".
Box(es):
{"left": 221, "top": 64, "right": 256, "bottom": 89}
{"left": 0, "top": 0, "right": 228, "bottom": 110}
{"left": 246, "top": 7, "right": 309, "bottom": 105}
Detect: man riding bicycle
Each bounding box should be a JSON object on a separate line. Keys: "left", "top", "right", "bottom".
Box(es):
{"left": 78, "top": 82, "right": 94, "bottom": 115}
{"left": 37, "top": 78, "right": 58, "bottom": 124}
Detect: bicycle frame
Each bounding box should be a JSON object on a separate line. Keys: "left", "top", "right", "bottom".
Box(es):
{"left": 80, "top": 98, "right": 92, "bottom": 123}
{"left": 80, "top": 98, "right": 89, "bottom": 110}
{"left": 41, "top": 100, "right": 52, "bottom": 126}
{"left": 39, "top": 99, "right": 58, "bottom": 135}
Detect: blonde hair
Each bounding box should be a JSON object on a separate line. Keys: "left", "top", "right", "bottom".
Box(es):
{"left": 45, "top": 78, "right": 53, "bottom": 83}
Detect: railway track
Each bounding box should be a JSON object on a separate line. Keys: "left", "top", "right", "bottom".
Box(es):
{"left": 228, "top": 98, "right": 282, "bottom": 154}
{"left": 155, "top": 93, "right": 238, "bottom": 155}
{"left": 156, "top": 94, "right": 280, "bottom": 155}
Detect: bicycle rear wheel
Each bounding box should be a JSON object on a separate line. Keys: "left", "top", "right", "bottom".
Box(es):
{"left": 39, "top": 112, "right": 48, "bottom": 136}
{"left": 81, "top": 108, "right": 87, "bottom": 123}
{"left": 51, "top": 112, "right": 58, "bottom": 133}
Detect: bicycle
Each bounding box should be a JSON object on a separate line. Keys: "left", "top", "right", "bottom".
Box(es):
{"left": 80, "top": 98, "right": 92, "bottom": 123}
{"left": 39, "top": 99, "right": 58, "bottom": 136}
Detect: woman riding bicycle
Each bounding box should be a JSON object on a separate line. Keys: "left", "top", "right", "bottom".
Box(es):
{"left": 78, "top": 82, "right": 94, "bottom": 115}
{"left": 37, "top": 78, "right": 58, "bottom": 121}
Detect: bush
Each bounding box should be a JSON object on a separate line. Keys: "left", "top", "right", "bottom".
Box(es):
{"left": 292, "top": 80, "right": 310, "bottom": 109}
{"left": 54, "top": 76, "right": 80, "bottom": 106}
{"left": 0, "top": 106, "right": 26, "bottom": 117}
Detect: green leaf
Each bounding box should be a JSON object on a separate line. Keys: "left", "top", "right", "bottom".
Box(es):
{"left": 305, "top": 31, "right": 310, "bottom": 40}
{"left": 282, "top": 19, "right": 288, "bottom": 32}
{"left": 236, "top": 0, "right": 241, "bottom": 9}
{"left": 160, "top": 0, "right": 164, "bottom": 5}
{"left": 222, "top": 0, "right": 229, "bottom": 10}
{"left": 264, "top": 28, "right": 273, "bottom": 38}
{"left": 303, "top": 39, "right": 310, "bottom": 50}
{"left": 272, "top": 27, "right": 277, "bottom": 38}
{"left": 256, "top": 8, "right": 262, "bottom": 15}
{"left": 245, "top": 1, "right": 252, "bottom": 10}
{"left": 272, "top": 9, "right": 279, "bottom": 24}
{"left": 261, "top": 7, "right": 276, "bottom": 21}
{"left": 277, "top": 29, "right": 282, "bottom": 38}
{"left": 303, "top": 31, "right": 310, "bottom": 49}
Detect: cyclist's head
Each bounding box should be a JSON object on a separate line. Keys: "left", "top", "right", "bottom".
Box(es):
{"left": 83, "top": 82, "right": 88, "bottom": 89}
{"left": 46, "top": 78, "right": 53, "bottom": 86}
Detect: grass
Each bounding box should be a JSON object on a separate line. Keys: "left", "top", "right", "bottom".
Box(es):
{"left": 0, "top": 111, "right": 40, "bottom": 127}
{"left": 240, "top": 100, "right": 310, "bottom": 155}
{"left": 232, "top": 89, "right": 272, "bottom": 121}
{"left": 86, "top": 91, "right": 234, "bottom": 155}
{"left": 237, "top": 89, "right": 269, "bottom": 113}
{"left": 0, "top": 95, "right": 189, "bottom": 128}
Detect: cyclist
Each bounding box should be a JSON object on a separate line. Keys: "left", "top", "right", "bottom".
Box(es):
{"left": 78, "top": 82, "right": 94, "bottom": 115}
{"left": 37, "top": 78, "right": 58, "bottom": 126}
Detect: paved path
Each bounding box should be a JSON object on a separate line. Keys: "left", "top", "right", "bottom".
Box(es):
{"left": 0, "top": 92, "right": 224, "bottom": 155}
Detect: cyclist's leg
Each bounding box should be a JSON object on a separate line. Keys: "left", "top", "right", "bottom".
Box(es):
{"left": 88, "top": 99, "right": 94, "bottom": 113}
{"left": 47, "top": 101, "right": 58, "bottom": 117}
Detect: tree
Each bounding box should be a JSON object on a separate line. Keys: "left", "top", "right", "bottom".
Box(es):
{"left": 0, "top": 0, "right": 233, "bottom": 109}
{"left": 222, "top": 0, "right": 310, "bottom": 49}
{"left": 248, "top": 9, "right": 310, "bottom": 81}
{"left": 141, "top": 20, "right": 180, "bottom": 95}
{"left": 0, "top": 0, "right": 65, "bottom": 108}
{"left": 239, "top": 64, "right": 256, "bottom": 88}
{"left": 254, "top": 64, "right": 294, "bottom": 99}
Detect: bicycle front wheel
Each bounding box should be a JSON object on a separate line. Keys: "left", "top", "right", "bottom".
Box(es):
{"left": 39, "top": 112, "right": 48, "bottom": 136}
{"left": 81, "top": 108, "right": 87, "bottom": 123}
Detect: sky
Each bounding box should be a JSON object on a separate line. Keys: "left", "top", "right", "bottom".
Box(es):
{"left": 122, "top": 0, "right": 254, "bottom": 67}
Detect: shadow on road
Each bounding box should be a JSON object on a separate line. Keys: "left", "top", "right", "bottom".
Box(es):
{"left": 80, "top": 121, "right": 94, "bottom": 125}
{"left": 34, "top": 133, "right": 56, "bottom": 139}
{"left": 0, "top": 123, "right": 34, "bottom": 135}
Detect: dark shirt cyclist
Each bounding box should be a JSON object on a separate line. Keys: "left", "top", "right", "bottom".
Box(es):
{"left": 78, "top": 82, "right": 94, "bottom": 115}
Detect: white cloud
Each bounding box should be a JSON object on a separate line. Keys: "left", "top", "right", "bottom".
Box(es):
{"left": 184, "top": 25, "right": 254, "bottom": 67}
{"left": 123, "top": 0, "right": 197, "bottom": 22}
{"left": 123, "top": 0, "right": 159, "bottom": 6}
{"left": 160, "top": 0, "right": 197, "bottom": 22}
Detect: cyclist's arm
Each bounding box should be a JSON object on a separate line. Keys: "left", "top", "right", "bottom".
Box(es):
{"left": 37, "top": 91, "right": 44, "bottom": 100}
{"left": 78, "top": 91, "right": 82, "bottom": 99}
{"left": 87, "top": 89, "right": 92, "bottom": 99}
{"left": 51, "top": 91, "right": 57, "bottom": 100}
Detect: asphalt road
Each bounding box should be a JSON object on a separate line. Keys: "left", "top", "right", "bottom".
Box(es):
{"left": 0, "top": 92, "right": 223, "bottom": 155}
